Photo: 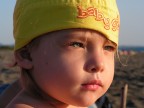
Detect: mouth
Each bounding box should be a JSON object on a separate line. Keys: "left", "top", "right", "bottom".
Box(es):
{"left": 81, "top": 80, "right": 103, "bottom": 91}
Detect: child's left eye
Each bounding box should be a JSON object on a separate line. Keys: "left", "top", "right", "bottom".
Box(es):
{"left": 104, "top": 45, "right": 116, "bottom": 52}
{"left": 69, "top": 42, "right": 84, "bottom": 48}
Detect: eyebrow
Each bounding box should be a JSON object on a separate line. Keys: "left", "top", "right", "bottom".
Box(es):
{"left": 106, "top": 39, "right": 117, "bottom": 47}
{"left": 59, "top": 32, "right": 88, "bottom": 42}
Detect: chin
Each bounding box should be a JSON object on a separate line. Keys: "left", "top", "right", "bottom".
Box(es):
{"left": 71, "top": 99, "right": 97, "bottom": 107}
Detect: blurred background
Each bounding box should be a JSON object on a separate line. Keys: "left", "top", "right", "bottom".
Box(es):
{"left": 1, "top": 0, "right": 144, "bottom": 46}
{"left": 0, "top": 0, "right": 144, "bottom": 108}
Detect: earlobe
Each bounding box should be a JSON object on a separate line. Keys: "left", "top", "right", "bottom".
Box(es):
{"left": 14, "top": 51, "right": 33, "bottom": 69}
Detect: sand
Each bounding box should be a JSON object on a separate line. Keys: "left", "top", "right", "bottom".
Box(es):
{"left": 108, "top": 52, "right": 144, "bottom": 108}
{"left": 0, "top": 49, "right": 143, "bottom": 108}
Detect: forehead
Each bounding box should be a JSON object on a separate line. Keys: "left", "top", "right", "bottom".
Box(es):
{"left": 41, "top": 28, "right": 107, "bottom": 40}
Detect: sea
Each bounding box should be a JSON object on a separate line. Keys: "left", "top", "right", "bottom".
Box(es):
{"left": 0, "top": 45, "right": 144, "bottom": 52}
{"left": 118, "top": 46, "right": 144, "bottom": 52}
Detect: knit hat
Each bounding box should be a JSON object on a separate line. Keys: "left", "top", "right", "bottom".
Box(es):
{"left": 14, "top": 0, "right": 120, "bottom": 50}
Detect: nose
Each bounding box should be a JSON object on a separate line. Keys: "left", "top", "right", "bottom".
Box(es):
{"left": 85, "top": 50, "right": 104, "bottom": 73}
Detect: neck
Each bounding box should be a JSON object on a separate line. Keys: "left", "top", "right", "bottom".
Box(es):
{"left": 22, "top": 90, "right": 88, "bottom": 108}
{"left": 48, "top": 101, "right": 88, "bottom": 108}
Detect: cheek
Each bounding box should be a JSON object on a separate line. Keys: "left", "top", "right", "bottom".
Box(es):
{"left": 32, "top": 51, "right": 85, "bottom": 87}
{"left": 51, "top": 55, "right": 84, "bottom": 84}
{"left": 31, "top": 53, "right": 87, "bottom": 102}
{"left": 103, "top": 56, "right": 115, "bottom": 88}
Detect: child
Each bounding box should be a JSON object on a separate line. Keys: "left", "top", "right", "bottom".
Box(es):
{"left": 6, "top": 0, "right": 120, "bottom": 108}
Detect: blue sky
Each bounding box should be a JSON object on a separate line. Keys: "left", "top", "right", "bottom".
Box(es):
{"left": 0, "top": 0, "right": 144, "bottom": 46}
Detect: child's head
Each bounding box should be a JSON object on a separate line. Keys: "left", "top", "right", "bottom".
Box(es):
{"left": 14, "top": 0, "right": 120, "bottom": 107}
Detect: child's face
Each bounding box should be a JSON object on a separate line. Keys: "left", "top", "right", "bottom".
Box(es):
{"left": 29, "top": 29, "right": 116, "bottom": 106}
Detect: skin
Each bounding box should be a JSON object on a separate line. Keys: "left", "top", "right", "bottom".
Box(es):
{"left": 7, "top": 29, "right": 116, "bottom": 108}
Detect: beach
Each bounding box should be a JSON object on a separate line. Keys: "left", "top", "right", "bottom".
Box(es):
{"left": 0, "top": 48, "right": 143, "bottom": 108}
{"left": 108, "top": 52, "right": 144, "bottom": 108}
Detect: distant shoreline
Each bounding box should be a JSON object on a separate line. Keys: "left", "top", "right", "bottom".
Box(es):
{"left": 119, "top": 46, "right": 144, "bottom": 52}
{"left": 1, "top": 45, "right": 144, "bottom": 52}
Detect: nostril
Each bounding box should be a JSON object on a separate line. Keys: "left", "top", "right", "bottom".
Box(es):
{"left": 89, "top": 63, "right": 104, "bottom": 73}
{"left": 91, "top": 68, "right": 96, "bottom": 72}
{"left": 85, "top": 56, "right": 104, "bottom": 73}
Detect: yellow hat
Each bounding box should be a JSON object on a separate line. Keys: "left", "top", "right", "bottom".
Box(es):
{"left": 14, "top": 0, "right": 120, "bottom": 50}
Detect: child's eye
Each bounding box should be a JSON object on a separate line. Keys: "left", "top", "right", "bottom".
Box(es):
{"left": 69, "top": 42, "right": 84, "bottom": 48}
{"left": 104, "top": 45, "right": 116, "bottom": 52}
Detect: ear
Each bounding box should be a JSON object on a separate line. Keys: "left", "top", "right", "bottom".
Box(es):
{"left": 14, "top": 51, "right": 33, "bottom": 69}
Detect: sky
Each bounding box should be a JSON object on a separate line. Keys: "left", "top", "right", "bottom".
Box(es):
{"left": 0, "top": 0, "right": 144, "bottom": 46}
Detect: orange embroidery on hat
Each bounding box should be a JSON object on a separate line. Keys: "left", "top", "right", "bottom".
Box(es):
{"left": 87, "top": 7, "right": 96, "bottom": 16}
{"left": 111, "top": 16, "right": 120, "bottom": 31}
{"left": 77, "top": 6, "right": 119, "bottom": 31}
{"left": 95, "top": 9, "right": 104, "bottom": 21}
{"left": 103, "top": 18, "right": 110, "bottom": 30}
{"left": 77, "top": 6, "right": 95, "bottom": 18}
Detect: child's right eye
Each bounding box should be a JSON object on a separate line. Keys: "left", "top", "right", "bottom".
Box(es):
{"left": 68, "top": 42, "right": 85, "bottom": 48}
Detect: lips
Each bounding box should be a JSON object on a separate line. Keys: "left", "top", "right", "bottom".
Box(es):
{"left": 81, "top": 80, "right": 103, "bottom": 91}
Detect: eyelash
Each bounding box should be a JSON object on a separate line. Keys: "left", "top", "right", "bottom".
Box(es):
{"left": 104, "top": 45, "right": 116, "bottom": 52}
{"left": 65, "top": 41, "right": 116, "bottom": 52}
{"left": 68, "top": 42, "right": 85, "bottom": 48}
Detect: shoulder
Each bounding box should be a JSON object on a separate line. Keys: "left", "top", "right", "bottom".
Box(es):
{"left": 5, "top": 90, "right": 33, "bottom": 108}
{"left": 5, "top": 90, "right": 54, "bottom": 108}
{"left": 6, "top": 104, "right": 33, "bottom": 108}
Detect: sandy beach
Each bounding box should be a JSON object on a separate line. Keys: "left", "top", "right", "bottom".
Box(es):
{"left": 0, "top": 48, "right": 143, "bottom": 108}
{"left": 108, "top": 52, "right": 144, "bottom": 108}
